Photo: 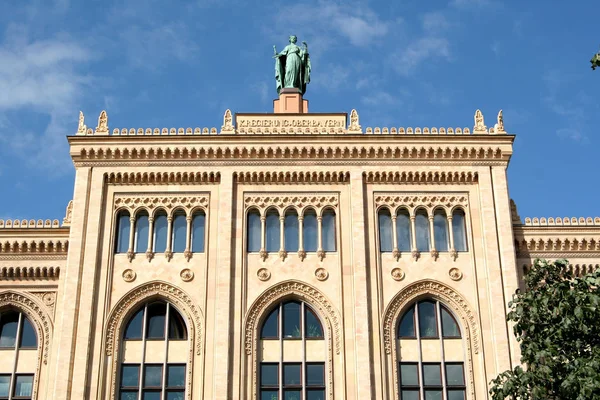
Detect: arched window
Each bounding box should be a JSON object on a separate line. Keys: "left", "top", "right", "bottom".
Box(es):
{"left": 415, "top": 211, "right": 430, "bottom": 252}
{"left": 0, "top": 309, "right": 38, "bottom": 400}
{"left": 134, "top": 211, "right": 149, "bottom": 253}
{"left": 191, "top": 211, "right": 205, "bottom": 253}
{"left": 247, "top": 210, "right": 261, "bottom": 253}
{"left": 322, "top": 209, "right": 336, "bottom": 252}
{"left": 378, "top": 209, "right": 393, "bottom": 252}
{"left": 303, "top": 209, "right": 318, "bottom": 252}
{"left": 116, "top": 211, "right": 131, "bottom": 254}
{"left": 284, "top": 210, "right": 299, "bottom": 252}
{"left": 452, "top": 210, "right": 468, "bottom": 252}
{"left": 172, "top": 211, "right": 187, "bottom": 253}
{"left": 153, "top": 211, "right": 168, "bottom": 253}
{"left": 397, "top": 300, "right": 465, "bottom": 399}
{"left": 265, "top": 210, "right": 280, "bottom": 253}
{"left": 433, "top": 210, "right": 449, "bottom": 252}
{"left": 396, "top": 209, "right": 412, "bottom": 252}
{"left": 259, "top": 301, "right": 325, "bottom": 399}
{"left": 119, "top": 301, "right": 187, "bottom": 400}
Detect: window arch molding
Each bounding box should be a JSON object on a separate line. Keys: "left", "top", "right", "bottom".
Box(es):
{"left": 0, "top": 290, "right": 53, "bottom": 399}
{"left": 243, "top": 280, "right": 341, "bottom": 400}
{"left": 382, "top": 280, "right": 480, "bottom": 399}
{"left": 104, "top": 281, "right": 203, "bottom": 400}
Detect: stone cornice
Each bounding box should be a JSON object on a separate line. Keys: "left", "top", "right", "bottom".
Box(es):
{"left": 0, "top": 220, "right": 63, "bottom": 229}
{"left": 520, "top": 216, "right": 600, "bottom": 226}
{"left": 106, "top": 171, "right": 220, "bottom": 185}
{"left": 234, "top": 171, "right": 349, "bottom": 184}
{"left": 364, "top": 171, "right": 477, "bottom": 184}
{"left": 0, "top": 266, "right": 60, "bottom": 280}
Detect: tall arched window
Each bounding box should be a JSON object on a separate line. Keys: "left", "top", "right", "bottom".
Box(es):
{"left": 119, "top": 301, "right": 187, "bottom": 400}
{"left": 284, "top": 210, "right": 299, "bottom": 252}
{"left": 396, "top": 209, "right": 412, "bottom": 252}
{"left": 433, "top": 210, "right": 449, "bottom": 252}
{"left": 452, "top": 210, "right": 468, "bottom": 252}
{"left": 0, "top": 309, "right": 38, "bottom": 400}
{"left": 259, "top": 301, "right": 325, "bottom": 399}
{"left": 322, "top": 209, "right": 336, "bottom": 252}
{"left": 116, "top": 211, "right": 131, "bottom": 254}
{"left": 172, "top": 211, "right": 187, "bottom": 253}
{"left": 265, "top": 210, "right": 280, "bottom": 253}
{"left": 415, "top": 211, "right": 430, "bottom": 252}
{"left": 378, "top": 209, "right": 393, "bottom": 252}
{"left": 191, "top": 211, "right": 205, "bottom": 253}
{"left": 135, "top": 211, "right": 149, "bottom": 253}
{"left": 247, "top": 210, "right": 261, "bottom": 253}
{"left": 153, "top": 211, "right": 168, "bottom": 253}
{"left": 303, "top": 209, "right": 318, "bottom": 252}
{"left": 397, "top": 300, "right": 465, "bottom": 399}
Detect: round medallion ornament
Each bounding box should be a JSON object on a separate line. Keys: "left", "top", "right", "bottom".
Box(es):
{"left": 122, "top": 269, "right": 136, "bottom": 282}
{"left": 391, "top": 268, "right": 405, "bottom": 281}
{"left": 180, "top": 268, "right": 194, "bottom": 282}
{"left": 42, "top": 292, "right": 56, "bottom": 307}
{"left": 449, "top": 267, "right": 463, "bottom": 281}
{"left": 315, "top": 268, "right": 329, "bottom": 281}
{"left": 257, "top": 268, "right": 271, "bottom": 281}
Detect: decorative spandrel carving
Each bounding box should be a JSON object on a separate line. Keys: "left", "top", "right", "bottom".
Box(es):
{"left": 96, "top": 110, "right": 109, "bottom": 135}
{"left": 221, "top": 109, "right": 235, "bottom": 134}
{"left": 347, "top": 109, "right": 362, "bottom": 133}
{"left": 77, "top": 111, "right": 87, "bottom": 135}
{"left": 244, "top": 194, "right": 338, "bottom": 213}
{"left": 473, "top": 109, "right": 487, "bottom": 133}
{"left": 114, "top": 194, "right": 209, "bottom": 215}
{"left": 374, "top": 192, "right": 469, "bottom": 214}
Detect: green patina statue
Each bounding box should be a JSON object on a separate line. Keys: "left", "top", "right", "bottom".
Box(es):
{"left": 591, "top": 51, "right": 600, "bottom": 70}
{"left": 273, "top": 35, "right": 311, "bottom": 95}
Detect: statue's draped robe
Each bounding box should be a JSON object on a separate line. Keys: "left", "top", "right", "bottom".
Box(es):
{"left": 275, "top": 44, "right": 311, "bottom": 95}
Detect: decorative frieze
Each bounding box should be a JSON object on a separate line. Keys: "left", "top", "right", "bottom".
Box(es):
{"left": 0, "top": 239, "right": 69, "bottom": 255}
{"left": 244, "top": 193, "right": 338, "bottom": 214}
{"left": 364, "top": 171, "right": 477, "bottom": 184}
{"left": 114, "top": 194, "right": 209, "bottom": 215}
{"left": 106, "top": 171, "right": 220, "bottom": 185}
{"left": 374, "top": 192, "right": 469, "bottom": 214}
{"left": 235, "top": 171, "right": 349, "bottom": 184}
{"left": 0, "top": 266, "right": 60, "bottom": 280}
{"left": 0, "top": 219, "right": 61, "bottom": 229}
{"left": 522, "top": 216, "right": 600, "bottom": 226}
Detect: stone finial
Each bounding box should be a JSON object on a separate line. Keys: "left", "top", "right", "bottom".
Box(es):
{"left": 95, "top": 110, "right": 109, "bottom": 135}
{"left": 473, "top": 109, "right": 487, "bottom": 133}
{"left": 347, "top": 109, "right": 362, "bottom": 133}
{"left": 221, "top": 109, "right": 235, "bottom": 134}
{"left": 77, "top": 111, "right": 87, "bottom": 135}
{"left": 62, "top": 200, "right": 73, "bottom": 227}
{"left": 494, "top": 109, "right": 505, "bottom": 133}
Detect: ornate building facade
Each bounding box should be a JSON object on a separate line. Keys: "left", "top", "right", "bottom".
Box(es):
{"left": 0, "top": 100, "right": 598, "bottom": 400}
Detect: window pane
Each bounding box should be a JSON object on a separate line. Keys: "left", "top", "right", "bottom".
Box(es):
{"left": 191, "top": 212, "right": 205, "bottom": 252}
{"left": 261, "top": 308, "right": 279, "bottom": 338}
{"left": 120, "top": 391, "right": 138, "bottom": 400}
{"left": 19, "top": 316, "right": 37, "bottom": 348}
{"left": 415, "top": 212, "right": 430, "bottom": 252}
{"left": 283, "top": 364, "right": 301, "bottom": 385}
{"left": 168, "top": 309, "right": 187, "bottom": 340}
{"left": 14, "top": 375, "right": 33, "bottom": 397}
{"left": 167, "top": 365, "right": 185, "bottom": 387}
{"left": 433, "top": 211, "right": 448, "bottom": 252}
{"left": 166, "top": 392, "right": 185, "bottom": 400}
{"left": 283, "top": 302, "right": 301, "bottom": 338}
{"left": 425, "top": 390, "right": 443, "bottom": 400}
{"left": 423, "top": 364, "right": 441, "bottom": 386}
{"left": 396, "top": 210, "right": 412, "bottom": 252}
{"left": 284, "top": 389, "right": 301, "bottom": 400}
{"left": 153, "top": 214, "right": 168, "bottom": 253}
{"left": 322, "top": 210, "right": 336, "bottom": 252}
{"left": 418, "top": 301, "right": 437, "bottom": 338}
{"left": 378, "top": 209, "right": 393, "bottom": 252}
{"left": 261, "top": 364, "right": 278, "bottom": 386}
{"left": 144, "top": 365, "right": 163, "bottom": 387}
{"left": 306, "top": 364, "right": 324, "bottom": 386}
{"left": 401, "top": 390, "right": 419, "bottom": 400}
{"left": 146, "top": 303, "right": 166, "bottom": 339}
{"left": 266, "top": 211, "right": 280, "bottom": 252}
{"left": 0, "top": 375, "right": 10, "bottom": 397}
{"left": 441, "top": 307, "right": 460, "bottom": 338}
{"left": 398, "top": 307, "right": 415, "bottom": 338}
{"left": 305, "top": 308, "right": 323, "bottom": 338}
{"left": 135, "top": 213, "right": 149, "bottom": 253}
{"left": 124, "top": 308, "right": 143, "bottom": 340}
{"left": 121, "top": 365, "right": 140, "bottom": 388}
{"left": 247, "top": 211, "right": 261, "bottom": 252}
{"left": 303, "top": 210, "right": 317, "bottom": 252}
{"left": 447, "top": 390, "right": 466, "bottom": 400}
{"left": 116, "top": 212, "right": 131, "bottom": 253}
{"left": 400, "top": 364, "right": 419, "bottom": 386}
{"left": 142, "top": 391, "right": 161, "bottom": 400}
{"left": 452, "top": 210, "right": 467, "bottom": 251}
{"left": 284, "top": 211, "right": 299, "bottom": 252}
{"left": 261, "top": 390, "right": 279, "bottom": 400}
{"left": 307, "top": 389, "right": 325, "bottom": 400}
{"left": 172, "top": 213, "right": 187, "bottom": 253}
{"left": 446, "top": 364, "right": 465, "bottom": 386}
{"left": 0, "top": 311, "right": 18, "bottom": 347}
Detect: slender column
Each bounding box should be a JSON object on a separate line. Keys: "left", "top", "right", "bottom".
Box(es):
{"left": 429, "top": 215, "right": 436, "bottom": 251}
{"left": 166, "top": 216, "right": 173, "bottom": 253}
{"left": 128, "top": 216, "right": 135, "bottom": 253}
{"left": 279, "top": 216, "right": 285, "bottom": 252}
{"left": 147, "top": 217, "right": 154, "bottom": 253}
{"left": 410, "top": 215, "right": 417, "bottom": 251}
{"left": 317, "top": 216, "right": 323, "bottom": 252}
{"left": 260, "top": 216, "right": 266, "bottom": 252}
{"left": 391, "top": 215, "right": 398, "bottom": 251}
{"left": 185, "top": 215, "right": 192, "bottom": 252}
{"left": 298, "top": 216, "right": 304, "bottom": 251}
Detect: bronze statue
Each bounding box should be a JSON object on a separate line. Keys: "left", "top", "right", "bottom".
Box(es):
{"left": 273, "top": 35, "right": 311, "bottom": 95}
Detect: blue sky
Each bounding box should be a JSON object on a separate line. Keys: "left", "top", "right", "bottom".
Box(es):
{"left": 0, "top": 0, "right": 598, "bottom": 222}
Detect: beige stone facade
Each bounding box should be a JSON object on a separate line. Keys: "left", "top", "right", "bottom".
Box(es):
{"left": 0, "top": 104, "right": 598, "bottom": 400}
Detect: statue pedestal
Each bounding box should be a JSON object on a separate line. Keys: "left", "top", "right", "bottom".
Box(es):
{"left": 273, "top": 88, "right": 309, "bottom": 113}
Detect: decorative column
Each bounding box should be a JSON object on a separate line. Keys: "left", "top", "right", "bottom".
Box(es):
{"left": 184, "top": 215, "right": 192, "bottom": 261}
{"left": 429, "top": 215, "right": 439, "bottom": 260}
{"left": 146, "top": 217, "right": 154, "bottom": 261}
{"left": 447, "top": 215, "right": 457, "bottom": 261}
{"left": 127, "top": 216, "right": 135, "bottom": 262}
{"left": 297, "top": 216, "right": 306, "bottom": 261}
{"left": 279, "top": 215, "right": 287, "bottom": 260}
{"left": 391, "top": 214, "right": 400, "bottom": 261}
{"left": 259, "top": 215, "right": 267, "bottom": 261}
{"left": 410, "top": 215, "right": 419, "bottom": 260}
{"left": 165, "top": 216, "right": 173, "bottom": 261}
{"left": 316, "top": 216, "right": 325, "bottom": 261}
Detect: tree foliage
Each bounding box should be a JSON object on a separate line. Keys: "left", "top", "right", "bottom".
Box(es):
{"left": 490, "top": 259, "right": 600, "bottom": 400}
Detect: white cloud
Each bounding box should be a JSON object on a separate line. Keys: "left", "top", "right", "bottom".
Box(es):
{"left": 557, "top": 128, "right": 587, "bottom": 143}
{"left": 391, "top": 37, "right": 451, "bottom": 76}
{"left": 451, "top": 0, "right": 493, "bottom": 8}
{"left": 361, "top": 91, "right": 398, "bottom": 106}
{"left": 422, "top": 11, "right": 452, "bottom": 33}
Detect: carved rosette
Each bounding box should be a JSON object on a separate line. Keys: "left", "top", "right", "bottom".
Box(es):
{"left": 314, "top": 268, "right": 328, "bottom": 281}
{"left": 122, "top": 269, "right": 136, "bottom": 282}
{"left": 180, "top": 268, "right": 194, "bottom": 282}
{"left": 449, "top": 268, "right": 463, "bottom": 281}
{"left": 257, "top": 268, "right": 271, "bottom": 281}
{"left": 390, "top": 268, "right": 405, "bottom": 281}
